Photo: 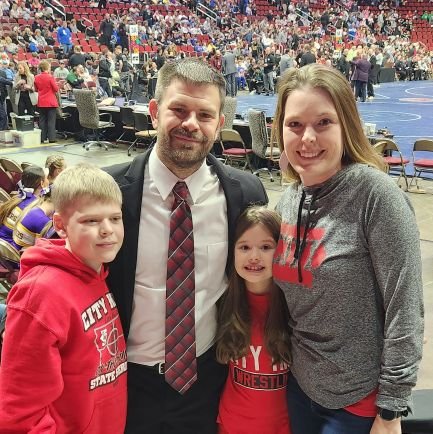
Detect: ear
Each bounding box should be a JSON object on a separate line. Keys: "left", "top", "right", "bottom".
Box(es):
{"left": 148, "top": 99, "right": 159, "bottom": 129}
{"left": 53, "top": 212, "right": 68, "bottom": 239}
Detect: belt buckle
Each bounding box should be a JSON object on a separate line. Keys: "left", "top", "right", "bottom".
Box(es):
{"left": 157, "top": 362, "right": 165, "bottom": 375}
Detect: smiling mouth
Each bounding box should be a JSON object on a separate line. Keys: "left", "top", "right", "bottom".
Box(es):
{"left": 298, "top": 150, "right": 324, "bottom": 159}
{"left": 173, "top": 134, "right": 202, "bottom": 144}
{"left": 245, "top": 265, "right": 265, "bottom": 271}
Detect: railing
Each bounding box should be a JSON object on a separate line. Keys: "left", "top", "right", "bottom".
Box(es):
{"left": 45, "top": 0, "right": 66, "bottom": 20}
{"left": 295, "top": 7, "right": 314, "bottom": 25}
{"left": 81, "top": 16, "right": 94, "bottom": 38}
{"left": 196, "top": 2, "right": 218, "bottom": 21}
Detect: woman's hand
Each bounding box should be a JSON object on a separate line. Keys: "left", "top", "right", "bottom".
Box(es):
{"left": 370, "top": 415, "right": 401, "bottom": 434}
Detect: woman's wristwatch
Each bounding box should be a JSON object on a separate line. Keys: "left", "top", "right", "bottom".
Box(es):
{"left": 377, "top": 407, "right": 409, "bottom": 420}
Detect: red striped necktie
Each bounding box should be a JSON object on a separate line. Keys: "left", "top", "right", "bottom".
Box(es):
{"left": 165, "top": 181, "right": 197, "bottom": 394}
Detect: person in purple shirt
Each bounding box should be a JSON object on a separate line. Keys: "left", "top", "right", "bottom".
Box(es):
{"left": 13, "top": 187, "right": 55, "bottom": 252}
{"left": 0, "top": 165, "right": 48, "bottom": 249}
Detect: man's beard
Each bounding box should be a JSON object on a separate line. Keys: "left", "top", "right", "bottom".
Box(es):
{"left": 157, "top": 127, "right": 215, "bottom": 169}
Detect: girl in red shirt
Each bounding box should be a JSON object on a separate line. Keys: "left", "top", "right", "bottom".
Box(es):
{"left": 216, "top": 206, "right": 292, "bottom": 434}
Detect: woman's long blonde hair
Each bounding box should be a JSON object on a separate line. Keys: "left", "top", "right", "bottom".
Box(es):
{"left": 272, "top": 64, "right": 386, "bottom": 183}
{"left": 17, "top": 61, "right": 32, "bottom": 78}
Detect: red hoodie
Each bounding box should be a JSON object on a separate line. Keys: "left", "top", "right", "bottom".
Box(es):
{"left": 0, "top": 239, "right": 127, "bottom": 433}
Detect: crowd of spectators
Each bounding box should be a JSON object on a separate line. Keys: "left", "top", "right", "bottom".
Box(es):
{"left": 0, "top": 0, "right": 432, "bottom": 106}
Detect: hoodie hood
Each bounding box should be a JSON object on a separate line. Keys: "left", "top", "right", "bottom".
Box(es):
{"left": 19, "top": 238, "right": 108, "bottom": 284}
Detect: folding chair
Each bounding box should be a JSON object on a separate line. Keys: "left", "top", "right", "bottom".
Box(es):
{"left": 129, "top": 111, "right": 156, "bottom": 156}
{"left": 248, "top": 109, "right": 280, "bottom": 182}
{"left": 373, "top": 139, "right": 409, "bottom": 190}
{"left": 117, "top": 106, "right": 136, "bottom": 146}
{"left": 0, "top": 158, "right": 23, "bottom": 186}
{"left": 0, "top": 166, "right": 15, "bottom": 194}
{"left": 410, "top": 139, "right": 433, "bottom": 191}
{"left": 220, "top": 129, "right": 253, "bottom": 171}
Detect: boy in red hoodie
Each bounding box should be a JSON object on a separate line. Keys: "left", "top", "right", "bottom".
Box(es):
{"left": 0, "top": 164, "right": 127, "bottom": 433}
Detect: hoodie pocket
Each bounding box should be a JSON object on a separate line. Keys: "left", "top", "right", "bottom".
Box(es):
{"left": 83, "top": 388, "right": 126, "bottom": 434}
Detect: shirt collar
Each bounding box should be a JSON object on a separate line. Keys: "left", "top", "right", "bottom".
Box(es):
{"left": 149, "top": 148, "right": 209, "bottom": 204}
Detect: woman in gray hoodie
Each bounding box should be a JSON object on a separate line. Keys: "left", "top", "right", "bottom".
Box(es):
{"left": 271, "top": 64, "right": 423, "bottom": 434}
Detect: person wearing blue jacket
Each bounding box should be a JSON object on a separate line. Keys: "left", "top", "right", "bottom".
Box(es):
{"left": 57, "top": 21, "right": 72, "bottom": 55}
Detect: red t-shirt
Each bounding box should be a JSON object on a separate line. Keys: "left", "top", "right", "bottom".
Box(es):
{"left": 345, "top": 388, "right": 378, "bottom": 417}
{"left": 218, "top": 291, "right": 291, "bottom": 434}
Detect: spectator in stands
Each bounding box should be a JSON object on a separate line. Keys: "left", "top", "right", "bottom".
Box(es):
{"left": 0, "top": 59, "right": 12, "bottom": 131}
{"left": 367, "top": 48, "right": 376, "bottom": 99}
{"left": 263, "top": 46, "right": 275, "bottom": 96}
{"left": 23, "top": 27, "right": 38, "bottom": 51}
{"left": 35, "top": 60, "right": 59, "bottom": 144}
{"left": 45, "top": 155, "right": 66, "bottom": 184}
{"left": 279, "top": 48, "right": 295, "bottom": 78}
{"left": 99, "top": 14, "right": 114, "bottom": 48}
{"left": 53, "top": 60, "right": 69, "bottom": 80}
{"left": 352, "top": 52, "right": 371, "bottom": 102}
{"left": 28, "top": 52, "right": 40, "bottom": 73}
{"left": 336, "top": 48, "right": 350, "bottom": 80}
{"left": 41, "top": 4, "right": 54, "bottom": 20}
{"left": 395, "top": 54, "right": 408, "bottom": 81}
{"left": 98, "top": 50, "right": 114, "bottom": 97}
{"left": 0, "top": 165, "right": 48, "bottom": 251}
{"left": 222, "top": 44, "right": 237, "bottom": 97}
{"left": 299, "top": 44, "right": 317, "bottom": 67}
{"left": 13, "top": 61, "right": 36, "bottom": 116}
{"left": 114, "top": 45, "right": 132, "bottom": 94}
{"left": 68, "top": 45, "right": 87, "bottom": 69}
{"left": 210, "top": 49, "right": 223, "bottom": 72}
{"left": 247, "top": 62, "right": 264, "bottom": 95}
{"left": 13, "top": 187, "right": 55, "bottom": 252}
{"left": 69, "top": 18, "right": 79, "bottom": 34}
{"left": 9, "top": 3, "right": 23, "bottom": 19}
{"left": 66, "top": 65, "right": 85, "bottom": 89}
{"left": 272, "top": 63, "right": 422, "bottom": 434}
{"left": 57, "top": 21, "right": 73, "bottom": 56}
{"left": 34, "top": 29, "right": 47, "bottom": 50}
{"left": 4, "top": 36, "right": 18, "bottom": 55}
{"left": 43, "top": 29, "right": 55, "bottom": 47}
{"left": 153, "top": 48, "right": 166, "bottom": 71}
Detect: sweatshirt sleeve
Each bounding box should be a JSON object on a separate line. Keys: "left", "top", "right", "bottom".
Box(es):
{"left": 0, "top": 307, "right": 63, "bottom": 433}
{"left": 365, "top": 182, "right": 424, "bottom": 411}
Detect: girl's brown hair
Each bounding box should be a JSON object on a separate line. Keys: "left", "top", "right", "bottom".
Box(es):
{"left": 216, "top": 206, "right": 291, "bottom": 365}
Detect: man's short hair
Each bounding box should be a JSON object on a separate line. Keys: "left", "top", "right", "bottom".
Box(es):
{"left": 52, "top": 164, "right": 122, "bottom": 214}
{"left": 154, "top": 58, "right": 226, "bottom": 113}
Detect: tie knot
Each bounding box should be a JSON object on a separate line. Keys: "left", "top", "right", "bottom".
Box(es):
{"left": 173, "top": 182, "right": 189, "bottom": 201}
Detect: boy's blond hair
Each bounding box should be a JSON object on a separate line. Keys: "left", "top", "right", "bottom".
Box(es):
{"left": 52, "top": 164, "right": 122, "bottom": 214}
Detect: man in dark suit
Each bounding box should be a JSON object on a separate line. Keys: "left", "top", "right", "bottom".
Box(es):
{"left": 106, "top": 58, "right": 267, "bottom": 434}
{"left": 99, "top": 13, "right": 114, "bottom": 48}
{"left": 222, "top": 45, "right": 237, "bottom": 97}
